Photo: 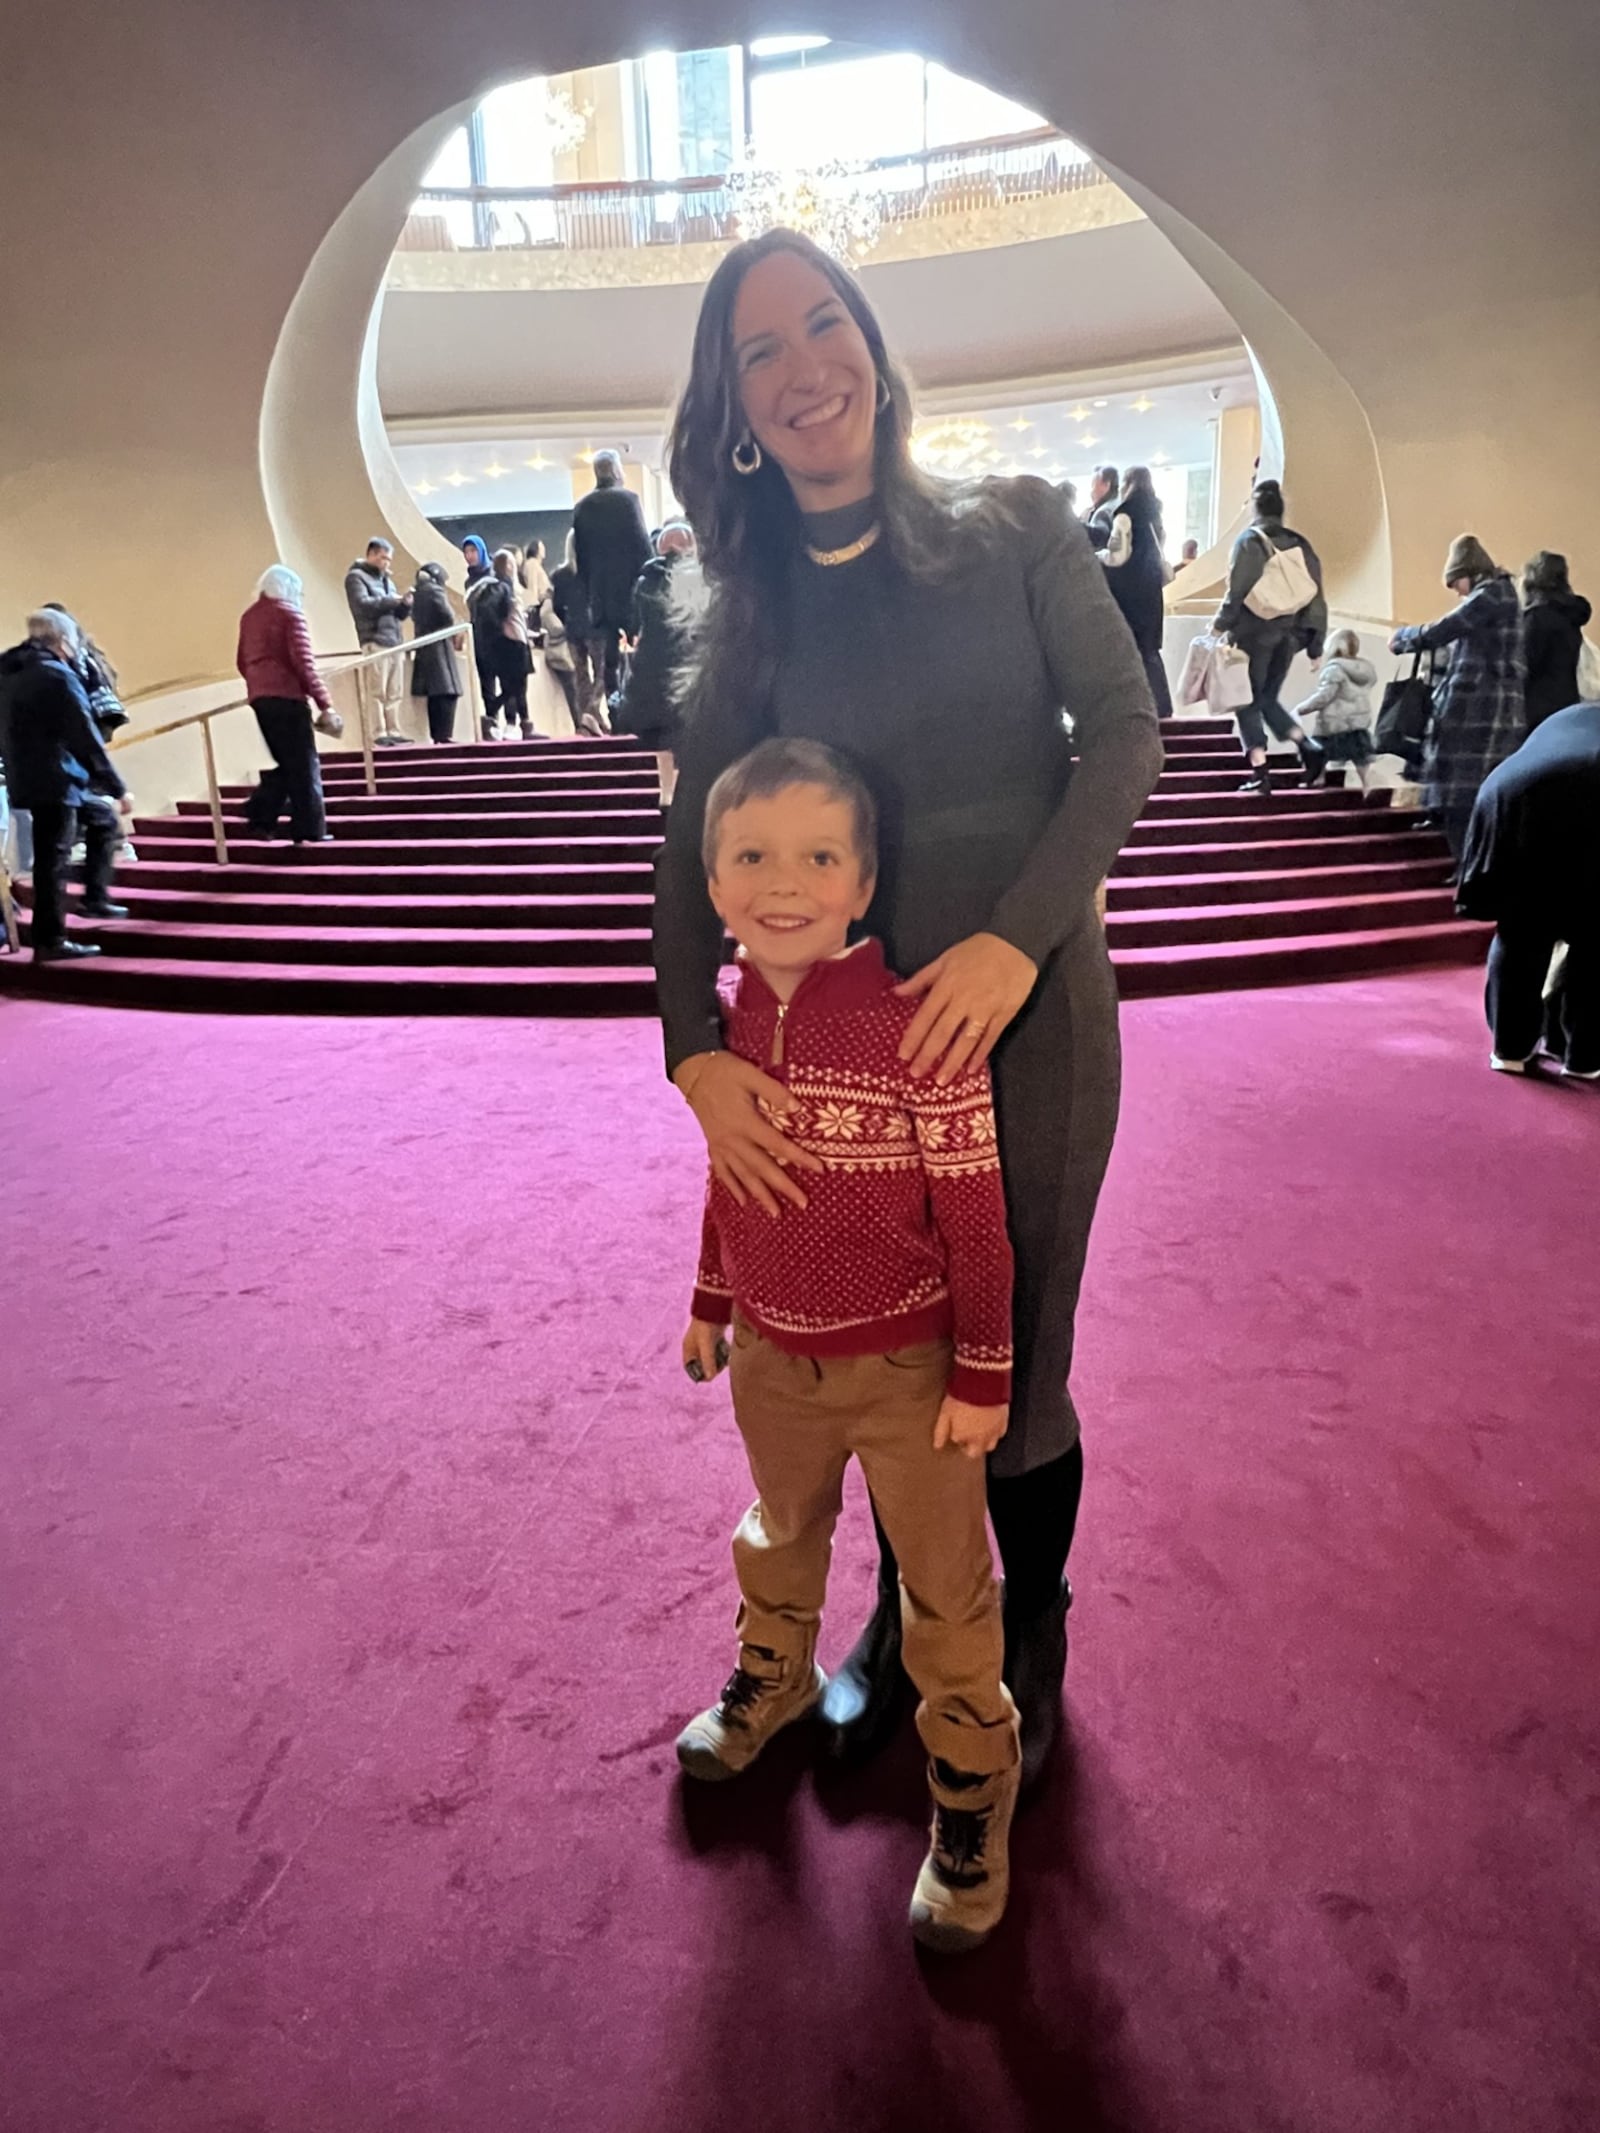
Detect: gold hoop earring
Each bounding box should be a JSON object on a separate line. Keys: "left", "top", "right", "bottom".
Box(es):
{"left": 876, "top": 375, "right": 891, "bottom": 413}
{"left": 731, "top": 432, "right": 762, "bottom": 476}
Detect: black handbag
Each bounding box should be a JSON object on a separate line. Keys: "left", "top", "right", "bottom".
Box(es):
{"left": 1375, "top": 652, "right": 1434, "bottom": 757}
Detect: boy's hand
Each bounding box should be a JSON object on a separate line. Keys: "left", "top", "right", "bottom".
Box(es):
{"left": 933, "top": 1396, "right": 1009, "bottom": 1461}
{"left": 682, "top": 1320, "right": 729, "bottom": 1383}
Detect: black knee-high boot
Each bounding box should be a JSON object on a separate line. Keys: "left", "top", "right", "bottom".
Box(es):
{"left": 818, "top": 1446, "right": 1085, "bottom": 1775}
{"left": 817, "top": 1502, "right": 912, "bottom": 1762}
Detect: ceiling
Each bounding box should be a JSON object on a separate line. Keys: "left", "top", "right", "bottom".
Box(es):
{"left": 377, "top": 218, "right": 1240, "bottom": 429}
{"left": 391, "top": 367, "right": 1256, "bottom": 517}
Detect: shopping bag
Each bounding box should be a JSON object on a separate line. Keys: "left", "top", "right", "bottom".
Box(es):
{"left": 1375, "top": 654, "right": 1434, "bottom": 756}
{"left": 1206, "top": 638, "right": 1254, "bottom": 713}
{"left": 1176, "top": 633, "right": 1213, "bottom": 707}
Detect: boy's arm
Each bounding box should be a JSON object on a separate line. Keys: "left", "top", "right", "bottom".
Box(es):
{"left": 1293, "top": 667, "right": 1338, "bottom": 720}
{"left": 908, "top": 1064, "right": 1014, "bottom": 1407}
{"left": 690, "top": 1182, "right": 734, "bottom": 1327}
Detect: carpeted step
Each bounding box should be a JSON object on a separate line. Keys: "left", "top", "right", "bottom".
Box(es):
{"left": 0, "top": 953, "right": 658, "bottom": 1015}
{"left": 142, "top": 808, "right": 663, "bottom": 843}
{"left": 1104, "top": 887, "right": 1458, "bottom": 949}
{"left": 1125, "top": 810, "right": 1416, "bottom": 849}
{"left": 1140, "top": 788, "right": 1365, "bottom": 819}
{"left": 1105, "top": 855, "right": 1452, "bottom": 910}
{"left": 1112, "top": 919, "right": 1491, "bottom": 995}
{"left": 53, "top": 917, "right": 655, "bottom": 967}
{"left": 127, "top": 832, "right": 663, "bottom": 866}
{"left": 190, "top": 788, "right": 662, "bottom": 820}
{"left": 90, "top": 886, "right": 655, "bottom": 930}
{"left": 100, "top": 858, "right": 657, "bottom": 896}
{"left": 1113, "top": 830, "right": 1448, "bottom": 875}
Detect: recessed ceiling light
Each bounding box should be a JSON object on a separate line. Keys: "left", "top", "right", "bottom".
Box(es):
{"left": 1151, "top": 450, "right": 1170, "bottom": 465}
{"left": 1008, "top": 416, "right": 1032, "bottom": 433}
{"left": 1069, "top": 405, "right": 1090, "bottom": 422}
{"left": 1005, "top": 461, "right": 1025, "bottom": 475}
{"left": 1131, "top": 395, "right": 1154, "bottom": 414}
{"left": 483, "top": 461, "right": 508, "bottom": 480}
{"left": 443, "top": 471, "right": 469, "bottom": 488}
{"left": 1080, "top": 434, "right": 1099, "bottom": 449}
{"left": 525, "top": 453, "right": 550, "bottom": 470}
{"left": 1092, "top": 399, "right": 1109, "bottom": 408}
{"left": 1027, "top": 445, "right": 1048, "bottom": 459}
{"left": 413, "top": 480, "right": 437, "bottom": 497}
{"left": 578, "top": 447, "right": 597, "bottom": 464}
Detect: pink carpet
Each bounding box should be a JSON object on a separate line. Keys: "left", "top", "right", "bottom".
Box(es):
{"left": 2, "top": 970, "right": 1596, "bottom": 2133}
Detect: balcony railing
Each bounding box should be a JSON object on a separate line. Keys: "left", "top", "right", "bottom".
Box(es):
{"left": 399, "top": 129, "right": 1105, "bottom": 255}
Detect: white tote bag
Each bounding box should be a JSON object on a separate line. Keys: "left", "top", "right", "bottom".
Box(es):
{"left": 1205, "top": 637, "right": 1254, "bottom": 712}
{"left": 1244, "top": 531, "right": 1318, "bottom": 621}
{"left": 1576, "top": 634, "right": 1600, "bottom": 701}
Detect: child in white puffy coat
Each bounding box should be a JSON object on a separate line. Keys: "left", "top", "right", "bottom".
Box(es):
{"left": 1293, "top": 628, "right": 1380, "bottom": 791}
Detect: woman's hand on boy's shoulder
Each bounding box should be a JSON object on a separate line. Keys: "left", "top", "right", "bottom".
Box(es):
{"left": 933, "top": 1395, "right": 1010, "bottom": 1461}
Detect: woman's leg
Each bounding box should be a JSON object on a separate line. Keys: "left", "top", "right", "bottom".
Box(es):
{"left": 245, "top": 700, "right": 293, "bottom": 831}
{"left": 1142, "top": 648, "right": 1174, "bottom": 720}
{"left": 427, "top": 693, "right": 458, "bottom": 745}
{"left": 656, "top": 751, "right": 679, "bottom": 807}
{"left": 555, "top": 665, "right": 581, "bottom": 734}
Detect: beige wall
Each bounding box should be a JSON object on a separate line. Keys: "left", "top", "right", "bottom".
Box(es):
{"left": 3, "top": 0, "right": 1597, "bottom": 738}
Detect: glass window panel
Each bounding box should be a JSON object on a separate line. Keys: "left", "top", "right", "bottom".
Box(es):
{"left": 923, "top": 64, "right": 1046, "bottom": 147}
{"left": 751, "top": 51, "right": 926, "bottom": 167}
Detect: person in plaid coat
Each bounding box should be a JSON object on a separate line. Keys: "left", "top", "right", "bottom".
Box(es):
{"left": 1391, "top": 534, "right": 1526, "bottom": 859}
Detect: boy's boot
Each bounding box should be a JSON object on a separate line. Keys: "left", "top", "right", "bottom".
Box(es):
{"left": 818, "top": 1559, "right": 913, "bottom": 1764}
{"left": 1298, "top": 735, "right": 1328, "bottom": 786}
{"left": 676, "top": 1644, "right": 825, "bottom": 1782}
{"left": 1003, "top": 1576, "right": 1071, "bottom": 1793}
{"left": 909, "top": 1744, "right": 1021, "bottom": 1954}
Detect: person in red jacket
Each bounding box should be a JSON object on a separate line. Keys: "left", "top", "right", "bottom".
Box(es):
{"left": 676, "top": 737, "right": 1021, "bottom": 1955}
{"left": 236, "top": 566, "right": 335, "bottom": 843}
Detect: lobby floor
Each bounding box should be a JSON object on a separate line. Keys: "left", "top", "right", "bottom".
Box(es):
{"left": 2, "top": 971, "right": 1596, "bottom": 2133}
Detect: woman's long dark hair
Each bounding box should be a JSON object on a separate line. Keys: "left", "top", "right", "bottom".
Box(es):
{"left": 666, "top": 228, "right": 1003, "bottom": 728}
{"left": 1522, "top": 550, "right": 1572, "bottom": 604}
{"left": 1119, "top": 464, "right": 1166, "bottom": 549}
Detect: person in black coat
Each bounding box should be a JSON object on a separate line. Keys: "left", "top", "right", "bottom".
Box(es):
{"left": 611, "top": 523, "right": 696, "bottom": 802}
{"left": 1458, "top": 701, "right": 1600, "bottom": 1077}
{"left": 1099, "top": 465, "right": 1174, "bottom": 718}
{"left": 409, "top": 562, "right": 465, "bottom": 744}
{"left": 1520, "top": 551, "right": 1592, "bottom": 731}
{"left": 1213, "top": 478, "right": 1329, "bottom": 794}
{"left": 551, "top": 531, "right": 602, "bottom": 732}
{"left": 0, "top": 611, "right": 133, "bottom": 960}
{"left": 1082, "top": 464, "right": 1119, "bottom": 552}
{"left": 572, "top": 451, "right": 651, "bottom": 706}
{"left": 470, "top": 550, "right": 534, "bottom": 740}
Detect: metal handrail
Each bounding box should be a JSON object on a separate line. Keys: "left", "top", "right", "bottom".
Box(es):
{"left": 110, "top": 624, "right": 475, "bottom": 865}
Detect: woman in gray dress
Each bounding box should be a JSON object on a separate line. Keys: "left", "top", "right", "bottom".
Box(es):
{"left": 653, "top": 230, "right": 1162, "bottom": 1787}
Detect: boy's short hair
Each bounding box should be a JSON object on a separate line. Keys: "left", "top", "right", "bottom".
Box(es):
{"left": 1325, "top": 627, "right": 1362, "bottom": 660}
{"left": 702, "top": 737, "right": 878, "bottom": 878}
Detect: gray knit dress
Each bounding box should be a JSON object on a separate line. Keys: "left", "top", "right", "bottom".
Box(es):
{"left": 654, "top": 476, "right": 1163, "bottom": 1478}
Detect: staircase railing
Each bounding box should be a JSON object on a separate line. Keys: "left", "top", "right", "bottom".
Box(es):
{"left": 104, "top": 623, "right": 475, "bottom": 866}
{"left": 404, "top": 128, "right": 1102, "bottom": 255}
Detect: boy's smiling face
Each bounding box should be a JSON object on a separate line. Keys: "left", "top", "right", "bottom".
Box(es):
{"left": 708, "top": 782, "right": 875, "bottom": 999}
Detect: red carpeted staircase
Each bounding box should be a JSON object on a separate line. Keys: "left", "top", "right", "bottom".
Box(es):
{"left": 0, "top": 719, "right": 1487, "bottom": 1011}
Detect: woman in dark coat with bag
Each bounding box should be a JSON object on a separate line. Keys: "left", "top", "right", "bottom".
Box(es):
{"left": 1099, "top": 464, "right": 1174, "bottom": 718}
{"left": 1391, "top": 534, "right": 1525, "bottom": 860}
{"left": 653, "top": 229, "right": 1162, "bottom": 1790}
{"left": 1213, "top": 479, "right": 1328, "bottom": 795}
{"left": 471, "top": 550, "right": 534, "bottom": 740}
{"left": 409, "top": 562, "right": 464, "bottom": 745}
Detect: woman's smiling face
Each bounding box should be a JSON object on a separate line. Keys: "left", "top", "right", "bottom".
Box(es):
{"left": 731, "top": 249, "right": 881, "bottom": 512}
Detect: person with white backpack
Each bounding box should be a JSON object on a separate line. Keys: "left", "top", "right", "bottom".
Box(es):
{"left": 1212, "top": 480, "right": 1329, "bottom": 796}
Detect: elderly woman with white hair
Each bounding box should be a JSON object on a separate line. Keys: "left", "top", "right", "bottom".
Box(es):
{"left": 237, "top": 565, "right": 337, "bottom": 843}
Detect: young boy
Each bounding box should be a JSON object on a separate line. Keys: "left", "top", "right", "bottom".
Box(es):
{"left": 676, "top": 736, "right": 1021, "bottom": 1955}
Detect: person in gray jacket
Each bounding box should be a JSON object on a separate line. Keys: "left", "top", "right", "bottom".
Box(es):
{"left": 1290, "top": 628, "right": 1380, "bottom": 791}
{"left": 343, "top": 537, "right": 413, "bottom": 747}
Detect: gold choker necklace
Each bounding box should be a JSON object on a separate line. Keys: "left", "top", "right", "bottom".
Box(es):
{"left": 804, "top": 522, "right": 882, "bottom": 568}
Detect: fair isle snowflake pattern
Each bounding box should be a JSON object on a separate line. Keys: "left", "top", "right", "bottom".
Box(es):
{"left": 812, "top": 1100, "right": 866, "bottom": 1140}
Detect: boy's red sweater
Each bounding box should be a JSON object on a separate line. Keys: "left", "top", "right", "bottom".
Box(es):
{"left": 691, "top": 939, "right": 1015, "bottom": 1407}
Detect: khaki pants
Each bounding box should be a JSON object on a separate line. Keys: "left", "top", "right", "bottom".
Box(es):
{"left": 728, "top": 1320, "right": 1017, "bottom": 1777}
{"left": 359, "top": 650, "right": 406, "bottom": 737}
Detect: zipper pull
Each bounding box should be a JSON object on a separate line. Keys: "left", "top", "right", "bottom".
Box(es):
{"left": 771, "top": 1003, "right": 788, "bottom": 1068}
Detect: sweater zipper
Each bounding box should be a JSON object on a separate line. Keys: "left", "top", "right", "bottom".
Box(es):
{"left": 771, "top": 1003, "right": 789, "bottom": 1068}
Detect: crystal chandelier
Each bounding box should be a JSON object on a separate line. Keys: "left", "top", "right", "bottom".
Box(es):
{"left": 540, "top": 84, "right": 590, "bottom": 158}
{"left": 723, "top": 150, "right": 885, "bottom": 266}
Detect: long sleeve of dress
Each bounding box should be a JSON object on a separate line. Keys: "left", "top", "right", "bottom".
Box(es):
{"left": 987, "top": 482, "right": 1164, "bottom": 968}
{"left": 907, "top": 1062, "right": 1015, "bottom": 1407}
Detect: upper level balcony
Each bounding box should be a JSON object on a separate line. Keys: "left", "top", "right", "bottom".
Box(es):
{"left": 387, "top": 129, "right": 1141, "bottom": 293}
